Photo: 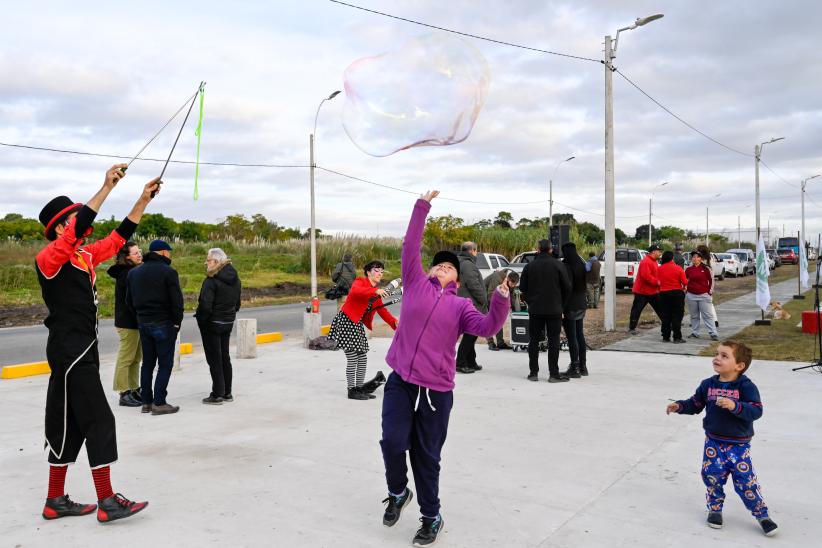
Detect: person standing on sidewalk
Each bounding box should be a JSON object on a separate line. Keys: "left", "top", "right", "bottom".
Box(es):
{"left": 107, "top": 242, "right": 143, "bottom": 407}
{"left": 685, "top": 251, "right": 718, "bottom": 340}
{"left": 36, "top": 164, "right": 154, "bottom": 523}
{"left": 126, "top": 239, "right": 184, "bottom": 415}
{"left": 331, "top": 252, "right": 356, "bottom": 310}
{"left": 195, "top": 248, "right": 241, "bottom": 405}
{"left": 585, "top": 252, "right": 601, "bottom": 308}
{"left": 561, "top": 242, "right": 589, "bottom": 378}
{"left": 658, "top": 250, "right": 688, "bottom": 343}
{"left": 379, "top": 191, "right": 509, "bottom": 547}
{"left": 519, "top": 239, "right": 571, "bottom": 382}
{"left": 673, "top": 243, "right": 686, "bottom": 267}
{"left": 484, "top": 269, "right": 518, "bottom": 350}
{"left": 628, "top": 244, "right": 663, "bottom": 335}
{"left": 455, "top": 242, "right": 488, "bottom": 373}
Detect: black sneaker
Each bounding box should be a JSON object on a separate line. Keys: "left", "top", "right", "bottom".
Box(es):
{"left": 42, "top": 494, "right": 97, "bottom": 520}
{"left": 579, "top": 363, "right": 589, "bottom": 376}
{"left": 527, "top": 373, "right": 538, "bottom": 382}
{"left": 488, "top": 342, "right": 499, "bottom": 351}
{"left": 673, "top": 339, "right": 686, "bottom": 344}
{"left": 456, "top": 365, "right": 475, "bottom": 374}
{"left": 662, "top": 338, "right": 671, "bottom": 343}
{"left": 222, "top": 394, "right": 234, "bottom": 402}
{"left": 548, "top": 375, "right": 570, "bottom": 383}
{"left": 629, "top": 329, "right": 639, "bottom": 335}
{"left": 382, "top": 488, "right": 413, "bottom": 527}
{"left": 413, "top": 515, "right": 444, "bottom": 547}
{"left": 563, "top": 363, "right": 581, "bottom": 378}
{"left": 119, "top": 392, "right": 142, "bottom": 407}
{"left": 348, "top": 387, "right": 370, "bottom": 400}
{"left": 759, "top": 517, "right": 778, "bottom": 536}
{"left": 497, "top": 342, "right": 513, "bottom": 350}
{"left": 97, "top": 493, "right": 148, "bottom": 523}
{"left": 468, "top": 363, "right": 483, "bottom": 371}
{"left": 707, "top": 511, "right": 723, "bottom": 529}
{"left": 202, "top": 395, "right": 223, "bottom": 405}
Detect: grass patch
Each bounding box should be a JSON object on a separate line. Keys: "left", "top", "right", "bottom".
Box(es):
{"left": 699, "top": 288, "right": 820, "bottom": 362}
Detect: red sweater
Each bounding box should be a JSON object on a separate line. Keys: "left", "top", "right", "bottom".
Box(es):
{"left": 685, "top": 264, "right": 713, "bottom": 295}
{"left": 340, "top": 277, "right": 398, "bottom": 330}
{"left": 632, "top": 255, "right": 661, "bottom": 295}
{"left": 658, "top": 262, "right": 688, "bottom": 292}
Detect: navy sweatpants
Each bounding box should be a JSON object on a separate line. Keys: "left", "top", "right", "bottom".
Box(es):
{"left": 380, "top": 372, "right": 454, "bottom": 518}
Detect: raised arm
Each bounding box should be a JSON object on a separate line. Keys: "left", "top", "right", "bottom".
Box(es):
{"left": 402, "top": 191, "right": 438, "bottom": 285}
{"left": 676, "top": 382, "right": 707, "bottom": 415}
{"left": 459, "top": 286, "right": 510, "bottom": 338}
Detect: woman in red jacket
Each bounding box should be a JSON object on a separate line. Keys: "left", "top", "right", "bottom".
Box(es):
{"left": 328, "top": 260, "right": 398, "bottom": 400}
{"left": 657, "top": 251, "right": 688, "bottom": 343}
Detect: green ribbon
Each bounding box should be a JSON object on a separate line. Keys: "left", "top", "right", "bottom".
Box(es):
{"left": 193, "top": 86, "right": 205, "bottom": 200}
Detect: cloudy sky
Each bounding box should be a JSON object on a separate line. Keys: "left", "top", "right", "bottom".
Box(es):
{"left": 1, "top": 0, "right": 821, "bottom": 244}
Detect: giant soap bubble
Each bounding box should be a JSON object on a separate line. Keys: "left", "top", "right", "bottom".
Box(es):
{"left": 342, "top": 33, "right": 491, "bottom": 157}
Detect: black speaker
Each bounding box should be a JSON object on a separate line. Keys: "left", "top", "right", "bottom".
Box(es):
{"left": 549, "top": 225, "right": 571, "bottom": 257}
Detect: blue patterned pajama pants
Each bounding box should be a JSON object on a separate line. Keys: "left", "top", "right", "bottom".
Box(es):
{"left": 701, "top": 437, "right": 769, "bottom": 518}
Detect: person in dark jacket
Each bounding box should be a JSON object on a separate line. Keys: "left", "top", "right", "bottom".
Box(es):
{"left": 35, "top": 164, "right": 154, "bottom": 523}
{"left": 673, "top": 243, "right": 686, "bottom": 267}
{"left": 484, "top": 269, "right": 518, "bottom": 350}
{"left": 585, "top": 252, "right": 601, "bottom": 308}
{"left": 107, "top": 241, "right": 143, "bottom": 407}
{"left": 519, "top": 239, "right": 571, "bottom": 382}
{"left": 126, "top": 239, "right": 184, "bottom": 415}
{"left": 456, "top": 242, "right": 488, "bottom": 373}
{"left": 195, "top": 248, "right": 242, "bottom": 405}
{"left": 561, "top": 242, "right": 588, "bottom": 378}
{"left": 331, "top": 253, "right": 357, "bottom": 305}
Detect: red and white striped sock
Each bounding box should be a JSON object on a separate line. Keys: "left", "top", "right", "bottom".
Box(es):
{"left": 47, "top": 465, "right": 67, "bottom": 499}
{"left": 91, "top": 466, "right": 114, "bottom": 501}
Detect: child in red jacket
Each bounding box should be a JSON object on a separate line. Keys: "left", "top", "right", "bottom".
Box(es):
{"left": 328, "top": 260, "right": 397, "bottom": 400}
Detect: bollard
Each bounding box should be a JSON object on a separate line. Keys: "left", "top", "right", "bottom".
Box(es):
{"left": 303, "top": 311, "right": 321, "bottom": 348}
{"left": 237, "top": 318, "right": 258, "bottom": 358}
{"left": 173, "top": 332, "right": 182, "bottom": 372}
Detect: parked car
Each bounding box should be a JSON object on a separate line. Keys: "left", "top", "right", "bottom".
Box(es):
{"left": 766, "top": 249, "right": 782, "bottom": 268}
{"left": 508, "top": 251, "right": 538, "bottom": 277}
{"left": 715, "top": 252, "right": 744, "bottom": 277}
{"left": 777, "top": 247, "right": 798, "bottom": 265}
{"left": 597, "top": 248, "right": 647, "bottom": 290}
{"left": 475, "top": 252, "right": 512, "bottom": 280}
{"left": 726, "top": 248, "right": 756, "bottom": 275}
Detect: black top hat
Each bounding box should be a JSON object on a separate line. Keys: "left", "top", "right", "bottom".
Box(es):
{"left": 431, "top": 250, "right": 460, "bottom": 277}
{"left": 39, "top": 196, "right": 83, "bottom": 240}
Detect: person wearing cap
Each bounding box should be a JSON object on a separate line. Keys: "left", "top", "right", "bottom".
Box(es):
{"left": 35, "top": 164, "right": 156, "bottom": 523}
{"left": 327, "top": 259, "right": 398, "bottom": 400}
{"left": 126, "top": 238, "right": 184, "bottom": 415}
{"left": 456, "top": 241, "right": 488, "bottom": 373}
{"left": 379, "top": 191, "right": 510, "bottom": 547}
{"left": 519, "top": 239, "right": 571, "bottom": 382}
{"left": 628, "top": 244, "right": 664, "bottom": 335}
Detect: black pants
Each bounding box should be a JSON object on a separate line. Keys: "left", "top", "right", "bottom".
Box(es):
{"left": 659, "top": 290, "right": 685, "bottom": 341}
{"left": 563, "top": 315, "right": 587, "bottom": 366}
{"left": 629, "top": 293, "right": 662, "bottom": 330}
{"left": 456, "top": 333, "right": 478, "bottom": 367}
{"left": 199, "top": 321, "right": 234, "bottom": 397}
{"left": 486, "top": 329, "right": 504, "bottom": 346}
{"left": 528, "top": 314, "right": 562, "bottom": 377}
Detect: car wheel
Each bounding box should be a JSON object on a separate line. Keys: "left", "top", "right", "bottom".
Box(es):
{"left": 719, "top": 271, "right": 725, "bottom": 281}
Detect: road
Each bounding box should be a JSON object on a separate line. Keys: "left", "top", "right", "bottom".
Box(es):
{"left": 0, "top": 300, "right": 347, "bottom": 366}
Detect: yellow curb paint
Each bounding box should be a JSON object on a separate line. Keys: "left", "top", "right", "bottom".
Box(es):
{"left": 256, "top": 332, "right": 283, "bottom": 344}
{"left": 320, "top": 325, "right": 330, "bottom": 336}
{"left": 179, "top": 343, "right": 193, "bottom": 354}
{"left": 1, "top": 361, "right": 51, "bottom": 379}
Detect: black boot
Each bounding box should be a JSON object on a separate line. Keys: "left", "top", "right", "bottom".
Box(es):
{"left": 97, "top": 493, "right": 148, "bottom": 523}
{"left": 348, "top": 387, "right": 371, "bottom": 400}
{"left": 361, "top": 370, "right": 387, "bottom": 393}
{"left": 578, "top": 362, "right": 589, "bottom": 376}
{"left": 563, "top": 363, "right": 582, "bottom": 379}
{"left": 42, "top": 494, "right": 97, "bottom": 520}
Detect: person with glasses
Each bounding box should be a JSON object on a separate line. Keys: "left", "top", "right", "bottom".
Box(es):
{"left": 106, "top": 242, "right": 144, "bottom": 407}
{"left": 328, "top": 260, "right": 398, "bottom": 400}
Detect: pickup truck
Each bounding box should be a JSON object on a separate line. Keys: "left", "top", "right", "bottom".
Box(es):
{"left": 475, "top": 252, "right": 513, "bottom": 280}
{"left": 598, "top": 248, "right": 647, "bottom": 290}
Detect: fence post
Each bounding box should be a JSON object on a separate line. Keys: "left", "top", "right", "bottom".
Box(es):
{"left": 236, "top": 318, "right": 258, "bottom": 358}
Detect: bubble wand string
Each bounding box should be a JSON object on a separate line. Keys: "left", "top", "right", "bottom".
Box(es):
{"left": 152, "top": 82, "right": 206, "bottom": 197}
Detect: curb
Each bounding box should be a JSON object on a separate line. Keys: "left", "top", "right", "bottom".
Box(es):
{"left": 1, "top": 361, "right": 51, "bottom": 379}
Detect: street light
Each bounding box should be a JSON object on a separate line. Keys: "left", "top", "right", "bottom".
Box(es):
{"left": 603, "top": 13, "right": 664, "bottom": 332}
{"left": 549, "top": 156, "right": 575, "bottom": 229}
{"left": 306, "top": 90, "right": 341, "bottom": 344}
{"left": 648, "top": 181, "right": 669, "bottom": 246}
{"left": 797, "top": 174, "right": 820, "bottom": 297}
{"left": 754, "top": 137, "right": 784, "bottom": 241}
{"left": 706, "top": 193, "right": 721, "bottom": 246}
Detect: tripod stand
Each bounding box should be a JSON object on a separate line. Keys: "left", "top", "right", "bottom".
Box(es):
{"left": 792, "top": 234, "right": 822, "bottom": 372}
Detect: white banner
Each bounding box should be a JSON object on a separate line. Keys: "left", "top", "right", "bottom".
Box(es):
{"left": 799, "top": 237, "right": 809, "bottom": 290}
{"left": 755, "top": 234, "right": 771, "bottom": 312}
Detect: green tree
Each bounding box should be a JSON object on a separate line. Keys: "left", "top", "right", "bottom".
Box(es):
{"left": 552, "top": 213, "right": 576, "bottom": 225}
{"left": 493, "top": 211, "right": 514, "bottom": 229}
{"left": 577, "top": 221, "right": 604, "bottom": 244}
{"left": 136, "top": 213, "right": 178, "bottom": 238}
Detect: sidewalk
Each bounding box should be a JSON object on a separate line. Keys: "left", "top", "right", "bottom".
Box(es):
{"left": 1, "top": 338, "right": 819, "bottom": 547}
{"left": 602, "top": 276, "right": 803, "bottom": 355}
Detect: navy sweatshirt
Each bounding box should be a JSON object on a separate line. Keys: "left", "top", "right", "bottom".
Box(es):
{"left": 676, "top": 374, "right": 763, "bottom": 443}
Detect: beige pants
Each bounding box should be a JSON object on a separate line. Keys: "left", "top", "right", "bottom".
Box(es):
{"left": 113, "top": 327, "right": 142, "bottom": 392}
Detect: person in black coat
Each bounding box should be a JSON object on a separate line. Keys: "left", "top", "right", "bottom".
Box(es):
{"left": 195, "top": 248, "right": 242, "bottom": 404}
{"left": 106, "top": 241, "right": 143, "bottom": 407}
{"left": 456, "top": 241, "right": 488, "bottom": 373}
{"left": 519, "top": 239, "right": 571, "bottom": 382}
{"left": 126, "top": 239, "right": 184, "bottom": 415}
{"left": 561, "top": 242, "right": 588, "bottom": 378}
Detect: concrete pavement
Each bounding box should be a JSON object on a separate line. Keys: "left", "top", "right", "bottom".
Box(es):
{"left": 1, "top": 337, "right": 819, "bottom": 547}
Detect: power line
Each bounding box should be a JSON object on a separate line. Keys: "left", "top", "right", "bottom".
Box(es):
{"left": 759, "top": 159, "right": 798, "bottom": 189}
{"left": 328, "top": 0, "right": 601, "bottom": 64}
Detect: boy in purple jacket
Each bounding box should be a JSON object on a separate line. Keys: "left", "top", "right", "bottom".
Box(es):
{"left": 666, "top": 341, "right": 778, "bottom": 536}
{"left": 380, "top": 191, "right": 510, "bottom": 547}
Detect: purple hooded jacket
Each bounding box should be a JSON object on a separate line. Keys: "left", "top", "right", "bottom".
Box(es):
{"left": 385, "top": 199, "right": 510, "bottom": 392}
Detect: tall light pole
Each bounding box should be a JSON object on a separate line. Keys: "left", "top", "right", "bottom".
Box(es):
{"left": 603, "top": 13, "right": 663, "bottom": 332}
{"left": 648, "top": 181, "right": 669, "bottom": 246}
{"left": 549, "top": 156, "right": 575, "bottom": 229}
{"left": 705, "top": 193, "right": 721, "bottom": 246}
{"left": 306, "top": 90, "right": 341, "bottom": 343}
{"left": 754, "top": 137, "right": 784, "bottom": 241}
{"left": 797, "top": 174, "right": 820, "bottom": 296}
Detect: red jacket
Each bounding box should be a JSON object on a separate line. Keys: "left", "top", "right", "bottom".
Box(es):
{"left": 340, "top": 277, "right": 398, "bottom": 331}
{"left": 632, "top": 254, "right": 660, "bottom": 295}
{"left": 658, "top": 262, "right": 688, "bottom": 292}
{"left": 685, "top": 264, "right": 713, "bottom": 295}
